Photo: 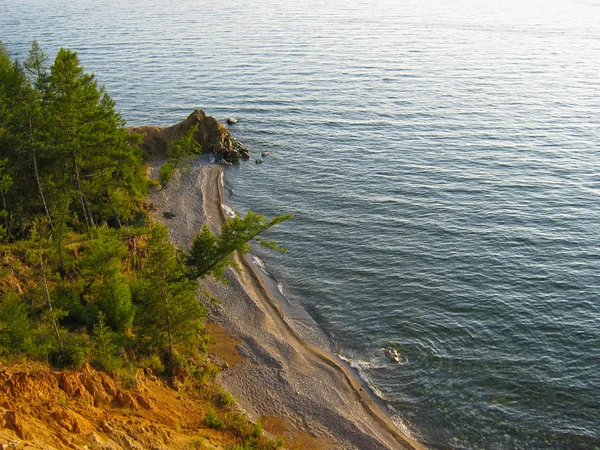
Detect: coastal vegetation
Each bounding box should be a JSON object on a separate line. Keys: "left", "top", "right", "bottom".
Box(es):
{"left": 0, "top": 41, "right": 287, "bottom": 449}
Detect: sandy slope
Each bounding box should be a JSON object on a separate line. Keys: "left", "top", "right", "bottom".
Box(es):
{"left": 149, "top": 159, "right": 424, "bottom": 450}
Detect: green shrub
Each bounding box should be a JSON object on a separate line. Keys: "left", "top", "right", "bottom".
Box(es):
{"left": 158, "top": 162, "right": 175, "bottom": 187}
{"left": 204, "top": 408, "right": 224, "bottom": 430}
{"left": 52, "top": 332, "right": 91, "bottom": 368}
{"left": 251, "top": 422, "right": 263, "bottom": 439}
{"left": 91, "top": 312, "right": 121, "bottom": 372}
{"left": 212, "top": 385, "right": 236, "bottom": 408}
{"left": 191, "top": 436, "right": 206, "bottom": 449}
{"left": 96, "top": 274, "right": 135, "bottom": 332}
{"left": 0, "top": 292, "right": 32, "bottom": 355}
{"left": 138, "top": 353, "right": 165, "bottom": 374}
{"left": 115, "top": 362, "right": 137, "bottom": 388}
{"left": 194, "top": 360, "right": 221, "bottom": 384}
{"left": 223, "top": 411, "right": 248, "bottom": 434}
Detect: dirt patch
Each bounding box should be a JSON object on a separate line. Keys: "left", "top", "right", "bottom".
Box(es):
{"left": 206, "top": 322, "right": 244, "bottom": 368}
{"left": 261, "top": 415, "right": 334, "bottom": 450}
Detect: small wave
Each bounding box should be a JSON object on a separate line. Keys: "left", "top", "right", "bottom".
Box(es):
{"left": 390, "top": 415, "right": 417, "bottom": 443}
{"left": 337, "top": 355, "right": 419, "bottom": 443}
{"left": 277, "top": 282, "right": 285, "bottom": 295}
{"left": 252, "top": 255, "right": 269, "bottom": 275}
{"left": 337, "top": 354, "right": 387, "bottom": 401}
{"left": 221, "top": 204, "right": 236, "bottom": 218}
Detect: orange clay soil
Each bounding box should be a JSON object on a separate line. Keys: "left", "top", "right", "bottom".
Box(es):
{"left": 0, "top": 361, "right": 245, "bottom": 450}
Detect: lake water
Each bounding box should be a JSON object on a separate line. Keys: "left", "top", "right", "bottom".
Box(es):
{"left": 2, "top": 0, "right": 600, "bottom": 447}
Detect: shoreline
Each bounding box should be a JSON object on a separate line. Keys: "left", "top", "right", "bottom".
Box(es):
{"left": 149, "top": 159, "right": 424, "bottom": 450}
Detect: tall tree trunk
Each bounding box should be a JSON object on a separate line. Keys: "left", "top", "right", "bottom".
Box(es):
{"left": 57, "top": 219, "right": 65, "bottom": 276}
{"left": 105, "top": 189, "right": 122, "bottom": 229}
{"left": 161, "top": 267, "right": 174, "bottom": 373}
{"left": 72, "top": 149, "right": 94, "bottom": 229}
{"left": 29, "top": 119, "right": 54, "bottom": 235}
{"left": 40, "top": 258, "right": 64, "bottom": 356}
{"left": 56, "top": 198, "right": 66, "bottom": 276}
{"left": 0, "top": 191, "right": 10, "bottom": 239}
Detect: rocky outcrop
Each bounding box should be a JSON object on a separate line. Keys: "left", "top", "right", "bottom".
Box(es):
{"left": 129, "top": 110, "right": 249, "bottom": 163}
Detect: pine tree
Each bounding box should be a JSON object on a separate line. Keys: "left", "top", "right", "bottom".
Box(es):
{"left": 187, "top": 210, "right": 292, "bottom": 280}
{"left": 0, "top": 291, "right": 32, "bottom": 355}
{"left": 91, "top": 311, "right": 120, "bottom": 371}
{"left": 134, "top": 225, "right": 206, "bottom": 368}
{"left": 44, "top": 48, "right": 147, "bottom": 233}
{"left": 75, "top": 230, "right": 134, "bottom": 331}
{"left": 158, "top": 123, "right": 202, "bottom": 189}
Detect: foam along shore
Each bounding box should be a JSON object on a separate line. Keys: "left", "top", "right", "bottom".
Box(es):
{"left": 148, "top": 158, "right": 424, "bottom": 450}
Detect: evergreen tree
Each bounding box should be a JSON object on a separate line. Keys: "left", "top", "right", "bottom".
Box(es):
{"left": 187, "top": 210, "right": 292, "bottom": 280}
{"left": 158, "top": 123, "right": 202, "bottom": 189}
{"left": 91, "top": 311, "right": 120, "bottom": 371}
{"left": 0, "top": 291, "right": 32, "bottom": 355}
{"left": 23, "top": 40, "right": 49, "bottom": 90}
{"left": 72, "top": 230, "right": 134, "bottom": 331}
{"left": 46, "top": 48, "right": 107, "bottom": 230}
{"left": 19, "top": 44, "right": 54, "bottom": 235}
{"left": 134, "top": 225, "right": 206, "bottom": 367}
{"left": 1, "top": 42, "right": 147, "bottom": 239}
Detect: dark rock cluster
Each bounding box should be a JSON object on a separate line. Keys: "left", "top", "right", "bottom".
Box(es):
{"left": 214, "top": 136, "right": 249, "bottom": 164}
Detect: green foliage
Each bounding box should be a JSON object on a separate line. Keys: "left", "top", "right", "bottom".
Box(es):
{"left": 204, "top": 408, "right": 224, "bottom": 430}
{"left": 158, "top": 161, "right": 175, "bottom": 187}
{"left": 212, "top": 385, "right": 236, "bottom": 408}
{"left": 0, "top": 42, "right": 147, "bottom": 241}
{"left": 194, "top": 359, "right": 221, "bottom": 384}
{"left": 55, "top": 229, "right": 134, "bottom": 332}
{"left": 187, "top": 210, "right": 292, "bottom": 280}
{"left": 191, "top": 436, "right": 206, "bottom": 448}
{"left": 1, "top": 50, "right": 291, "bottom": 450}
{"left": 23, "top": 40, "right": 49, "bottom": 90}
{"left": 133, "top": 225, "right": 207, "bottom": 365}
{"left": 226, "top": 419, "right": 285, "bottom": 450}
{"left": 96, "top": 273, "right": 134, "bottom": 331}
{"left": 170, "top": 123, "right": 202, "bottom": 159}
{"left": 0, "top": 291, "right": 32, "bottom": 354}
{"left": 158, "top": 124, "right": 202, "bottom": 189}
{"left": 115, "top": 361, "right": 137, "bottom": 388}
{"left": 91, "top": 311, "right": 121, "bottom": 371}
{"left": 53, "top": 331, "right": 91, "bottom": 369}
{"left": 137, "top": 354, "right": 165, "bottom": 374}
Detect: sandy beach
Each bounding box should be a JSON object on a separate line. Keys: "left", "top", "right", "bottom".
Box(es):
{"left": 149, "top": 159, "right": 423, "bottom": 450}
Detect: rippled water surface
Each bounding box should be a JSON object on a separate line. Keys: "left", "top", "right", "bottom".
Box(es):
{"left": 2, "top": 0, "right": 600, "bottom": 447}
